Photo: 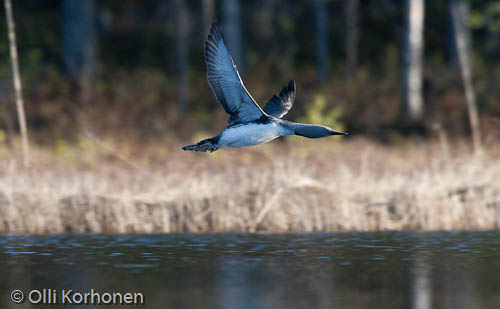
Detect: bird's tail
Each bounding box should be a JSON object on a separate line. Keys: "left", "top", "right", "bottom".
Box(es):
{"left": 182, "top": 138, "right": 218, "bottom": 153}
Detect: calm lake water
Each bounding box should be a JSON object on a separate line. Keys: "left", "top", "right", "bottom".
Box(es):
{"left": 1, "top": 232, "right": 499, "bottom": 308}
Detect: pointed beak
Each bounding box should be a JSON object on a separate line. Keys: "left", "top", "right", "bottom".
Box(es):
{"left": 331, "top": 130, "right": 348, "bottom": 136}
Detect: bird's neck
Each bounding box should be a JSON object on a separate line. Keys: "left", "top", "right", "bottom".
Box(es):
{"left": 281, "top": 121, "right": 332, "bottom": 138}
{"left": 278, "top": 120, "right": 311, "bottom": 136}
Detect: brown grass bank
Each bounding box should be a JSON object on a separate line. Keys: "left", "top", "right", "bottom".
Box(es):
{"left": 0, "top": 138, "right": 499, "bottom": 234}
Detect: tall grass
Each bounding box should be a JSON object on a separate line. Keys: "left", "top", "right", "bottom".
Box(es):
{"left": 0, "top": 138, "right": 499, "bottom": 234}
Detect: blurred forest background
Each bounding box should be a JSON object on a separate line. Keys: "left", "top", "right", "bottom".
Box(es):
{"left": 1, "top": 0, "right": 499, "bottom": 149}
{"left": 1, "top": 0, "right": 500, "bottom": 233}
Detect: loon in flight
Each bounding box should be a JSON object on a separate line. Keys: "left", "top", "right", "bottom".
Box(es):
{"left": 183, "top": 21, "right": 347, "bottom": 153}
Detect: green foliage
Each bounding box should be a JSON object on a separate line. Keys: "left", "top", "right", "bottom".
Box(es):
{"left": 287, "top": 94, "right": 345, "bottom": 154}
{"left": 469, "top": 2, "right": 500, "bottom": 32}
{"left": 297, "top": 94, "right": 344, "bottom": 132}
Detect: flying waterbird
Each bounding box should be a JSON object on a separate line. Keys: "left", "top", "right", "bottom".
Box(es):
{"left": 182, "top": 21, "right": 347, "bottom": 153}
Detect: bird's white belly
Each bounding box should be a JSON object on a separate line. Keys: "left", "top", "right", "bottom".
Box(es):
{"left": 218, "top": 123, "right": 285, "bottom": 148}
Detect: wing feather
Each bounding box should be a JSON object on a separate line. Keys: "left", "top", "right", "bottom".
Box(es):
{"left": 263, "top": 80, "right": 296, "bottom": 118}
{"left": 205, "top": 21, "right": 264, "bottom": 126}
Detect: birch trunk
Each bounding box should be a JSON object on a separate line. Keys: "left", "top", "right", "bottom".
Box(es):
{"left": 4, "top": 0, "right": 29, "bottom": 166}
{"left": 403, "top": 0, "right": 425, "bottom": 122}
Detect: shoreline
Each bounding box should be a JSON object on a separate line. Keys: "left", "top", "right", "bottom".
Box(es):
{"left": 2, "top": 185, "right": 498, "bottom": 234}
{"left": 1, "top": 139, "right": 499, "bottom": 234}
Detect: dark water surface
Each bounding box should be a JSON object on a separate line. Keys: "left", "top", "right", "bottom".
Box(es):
{"left": 1, "top": 232, "right": 499, "bottom": 308}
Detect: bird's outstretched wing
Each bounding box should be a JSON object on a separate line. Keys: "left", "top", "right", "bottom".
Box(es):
{"left": 205, "top": 21, "right": 264, "bottom": 126}
{"left": 263, "top": 80, "right": 296, "bottom": 118}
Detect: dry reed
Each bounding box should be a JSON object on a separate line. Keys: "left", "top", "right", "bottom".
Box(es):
{"left": 0, "top": 137, "right": 499, "bottom": 234}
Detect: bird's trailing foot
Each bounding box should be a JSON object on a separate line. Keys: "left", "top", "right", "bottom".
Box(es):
{"left": 182, "top": 138, "right": 219, "bottom": 153}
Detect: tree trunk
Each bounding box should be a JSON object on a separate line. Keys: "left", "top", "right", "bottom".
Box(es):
{"left": 257, "top": 0, "right": 276, "bottom": 40}
{"left": 61, "top": 0, "right": 97, "bottom": 104}
{"left": 201, "top": 0, "right": 214, "bottom": 38}
{"left": 313, "top": 0, "right": 330, "bottom": 81}
{"left": 4, "top": 0, "right": 29, "bottom": 166}
{"left": 222, "top": 0, "right": 243, "bottom": 73}
{"left": 174, "top": 0, "right": 189, "bottom": 117}
{"left": 450, "top": 0, "right": 481, "bottom": 153}
{"left": 403, "top": 0, "right": 425, "bottom": 123}
{"left": 345, "top": 0, "right": 359, "bottom": 79}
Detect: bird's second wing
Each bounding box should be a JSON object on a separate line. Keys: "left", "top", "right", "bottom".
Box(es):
{"left": 263, "top": 80, "right": 296, "bottom": 118}
{"left": 205, "top": 21, "right": 264, "bottom": 126}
